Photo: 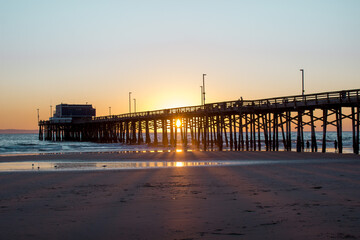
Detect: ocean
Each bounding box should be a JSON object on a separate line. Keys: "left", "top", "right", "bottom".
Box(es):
{"left": 0, "top": 134, "right": 151, "bottom": 155}
{"left": 0, "top": 132, "right": 356, "bottom": 155}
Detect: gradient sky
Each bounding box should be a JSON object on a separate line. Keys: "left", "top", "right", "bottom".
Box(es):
{"left": 1, "top": 0, "right": 359, "bottom": 129}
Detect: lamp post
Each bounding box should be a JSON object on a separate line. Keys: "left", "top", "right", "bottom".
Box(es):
{"left": 202, "top": 74, "right": 206, "bottom": 105}
{"left": 129, "top": 92, "right": 132, "bottom": 113}
{"left": 37, "top": 109, "right": 39, "bottom": 123}
{"left": 200, "top": 86, "right": 203, "bottom": 105}
{"left": 300, "top": 69, "right": 304, "bottom": 96}
{"left": 109, "top": 107, "right": 111, "bottom": 115}
{"left": 50, "top": 105, "right": 52, "bottom": 118}
{"left": 134, "top": 98, "right": 136, "bottom": 113}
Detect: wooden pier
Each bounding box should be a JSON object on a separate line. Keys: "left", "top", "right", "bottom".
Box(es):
{"left": 39, "top": 89, "right": 360, "bottom": 154}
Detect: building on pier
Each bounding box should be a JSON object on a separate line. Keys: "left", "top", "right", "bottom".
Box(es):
{"left": 50, "top": 104, "right": 96, "bottom": 123}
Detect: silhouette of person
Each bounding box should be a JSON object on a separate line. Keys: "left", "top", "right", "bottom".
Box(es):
{"left": 306, "top": 140, "right": 310, "bottom": 151}
{"left": 334, "top": 140, "right": 338, "bottom": 153}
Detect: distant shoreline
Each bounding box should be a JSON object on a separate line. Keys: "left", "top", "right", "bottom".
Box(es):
{"left": 0, "top": 129, "right": 38, "bottom": 134}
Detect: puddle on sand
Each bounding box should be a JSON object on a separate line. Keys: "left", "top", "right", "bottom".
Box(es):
{"left": 0, "top": 159, "right": 352, "bottom": 172}
{"left": 0, "top": 161, "right": 233, "bottom": 172}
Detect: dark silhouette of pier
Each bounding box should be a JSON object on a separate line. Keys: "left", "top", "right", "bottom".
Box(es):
{"left": 39, "top": 89, "right": 360, "bottom": 154}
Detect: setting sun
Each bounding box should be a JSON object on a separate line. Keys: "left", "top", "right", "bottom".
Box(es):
{"left": 176, "top": 119, "right": 182, "bottom": 128}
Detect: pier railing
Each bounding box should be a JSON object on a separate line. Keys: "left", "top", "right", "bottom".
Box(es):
{"left": 89, "top": 88, "right": 360, "bottom": 122}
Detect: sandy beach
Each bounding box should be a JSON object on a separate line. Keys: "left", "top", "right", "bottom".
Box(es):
{"left": 0, "top": 151, "right": 360, "bottom": 239}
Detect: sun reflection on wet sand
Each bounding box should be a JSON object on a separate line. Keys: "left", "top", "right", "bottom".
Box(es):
{"left": 0, "top": 161, "right": 228, "bottom": 172}
{"left": 175, "top": 162, "right": 184, "bottom": 167}
{"left": 0, "top": 158, "right": 357, "bottom": 172}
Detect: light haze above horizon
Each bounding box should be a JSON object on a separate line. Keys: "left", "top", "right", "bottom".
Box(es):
{"left": 1, "top": 0, "right": 359, "bottom": 130}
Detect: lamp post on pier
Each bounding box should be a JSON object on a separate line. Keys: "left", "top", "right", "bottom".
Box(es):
{"left": 202, "top": 74, "right": 206, "bottom": 105}
{"left": 129, "top": 92, "right": 132, "bottom": 114}
{"left": 300, "top": 69, "right": 304, "bottom": 96}
{"left": 134, "top": 98, "right": 136, "bottom": 113}
{"left": 109, "top": 107, "right": 111, "bottom": 115}
{"left": 200, "top": 86, "right": 203, "bottom": 105}
{"left": 37, "top": 109, "right": 39, "bottom": 123}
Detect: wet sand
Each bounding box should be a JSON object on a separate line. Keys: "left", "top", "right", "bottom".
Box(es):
{"left": 0, "top": 151, "right": 360, "bottom": 239}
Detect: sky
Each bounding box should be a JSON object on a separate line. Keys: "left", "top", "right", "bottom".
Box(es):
{"left": 0, "top": 0, "right": 359, "bottom": 130}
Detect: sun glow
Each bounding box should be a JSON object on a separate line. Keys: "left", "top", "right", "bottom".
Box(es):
{"left": 176, "top": 119, "right": 182, "bottom": 128}
{"left": 175, "top": 162, "right": 184, "bottom": 167}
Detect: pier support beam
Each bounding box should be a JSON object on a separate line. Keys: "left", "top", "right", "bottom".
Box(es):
{"left": 336, "top": 108, "right": 343, "bottom": 153}
{"left": 352, "top": 107, "right": 359, "bottom": 154}
{"left": 153, "top": 119, "right": 158, "bottom": 146}
{"left": 297, "top": 111, "right": 303, "bottom": 152}
{"left": 322, "top": 109, "right": 327, "bottom": 153}
{"left": 310, "top": 109, "right": 317, "bottom": 152}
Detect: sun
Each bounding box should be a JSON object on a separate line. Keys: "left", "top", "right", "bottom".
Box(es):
{"left": 176, "top": 119, "right": 182, "bottom": 128}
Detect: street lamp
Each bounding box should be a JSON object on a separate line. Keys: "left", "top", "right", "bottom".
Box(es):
{"left": 200, "top": 86, "right": 203, "bottom": 105}
{"left": 202, "top": 74, "right": 206, "bottom": 105}
{"left": 37, "top": 109, "right": 40, "bottom": 123}
{"left": 109, "top": 107, "right": 111, "bottom": 115}
{"left": 300, "top": 69, "right": 304, "bottom": 96}
{"left": 134, "top": 98, "right": 136, "bottom": 113}
{"left": 129, "top": 92, "right": 132, "bottom": 113}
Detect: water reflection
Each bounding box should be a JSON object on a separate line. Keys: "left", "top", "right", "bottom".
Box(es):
{"left": 0, "top": 160, "right": 227, "bottom": 172}
{"left": 0, "top": 158, "right": 353, "bottom": 172}
{"left": 175, "top": 162, "right": 184, "bottom": 167}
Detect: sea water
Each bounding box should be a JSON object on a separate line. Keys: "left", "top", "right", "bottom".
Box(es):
{"left": 0, "top": 132, "right": 356, "bottom": 155}
{"left": 0, "top": 134, "right": 150, "bottom": 155}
